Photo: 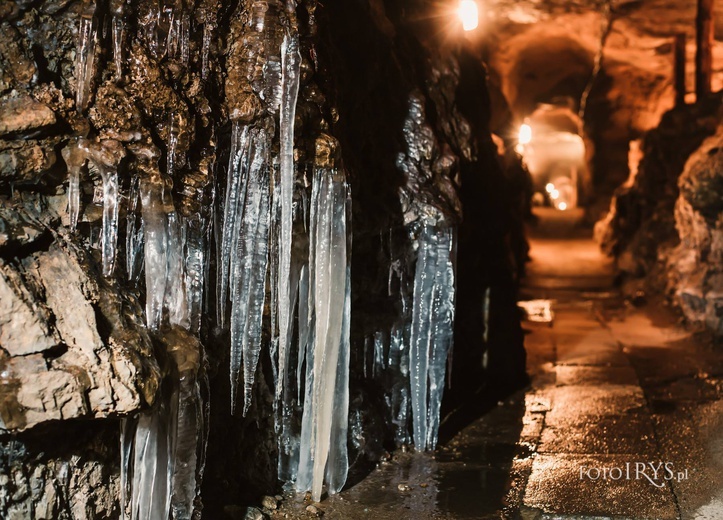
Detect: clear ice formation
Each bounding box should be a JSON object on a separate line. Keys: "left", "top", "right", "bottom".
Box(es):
{"left": 139, "top": 175, "right": 189, "bottom": 331}
{"left": 296, "top": 166, "right": 351, "bottom": 502}
{"left": 409, "top": 222, "right": 455, "bottom": 451}
{"left": 126, "top": 176, "right": 145, "bottom": 283}
{"left": 120, "top": 332, "right": 204, "bottom": 520}
{"left": 276, "top": 26, "right": 302, "bottom": 402}
{"left": 184, "top": 217, "right": 207, "bottom": 334}
{"left": 367, "top": 219, "right": 457, "bottom": 451}
{"left": 221, "top": 125, "right": 272, "bottom": 415}
{"left": 75, "top": 1, "right": 97, "bottom": 112}
{"left": 110, "top": 0, "right": 124, "bottom": 79}
{"left": 61, "top": 139, "right": 87, "bottom": 231}
{"left": 81, "top": 140, "right": 126, "bottom": 277}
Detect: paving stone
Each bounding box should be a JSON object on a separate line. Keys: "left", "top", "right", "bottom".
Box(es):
{"left": 539, "top": 414, "right": 657, "bottom": 455}
{"left": 555, "top": 365, "right": 639, "bottom": 386}
{"left": 523, "top": 454, "right": 678, "bottom": 519}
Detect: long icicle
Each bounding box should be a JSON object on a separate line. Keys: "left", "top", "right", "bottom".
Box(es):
{"left": 228, "top": 126, "right": 272, "bottom": 415}
{"left": 81, "top": 140, "right": 126, "bottom": 277}
{"left": 296, "top": 166, "right": 350, "bottom": 501}
{"left": 276, "top": 9, "right": 302, "bottom": 402}
{"left": 217, "top": 123, "right": 250, "bottom": 327}
{"left": 75, "top": 0, "right": 97, "bottom": 112}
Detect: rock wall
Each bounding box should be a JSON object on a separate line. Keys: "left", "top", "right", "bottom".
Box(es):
{"left": 595, "top": 96, "right": 723, "bottom": 277}
{"left": 0, "top": 0, "right": 527, "bottom": 516}
{"left": 667, "top": 124, "right": 723, "bottom": 337}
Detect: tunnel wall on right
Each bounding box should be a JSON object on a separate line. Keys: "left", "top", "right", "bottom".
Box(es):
{"left": 595, "top": 94, "right": 723, "bottom": 338}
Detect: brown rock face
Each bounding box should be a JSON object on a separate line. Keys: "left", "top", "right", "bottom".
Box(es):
{"left": 668, "top": 125, "right": 723, "bottom": 336}
{"left": 0, "top": 203, "right": 160, "bottom": 432}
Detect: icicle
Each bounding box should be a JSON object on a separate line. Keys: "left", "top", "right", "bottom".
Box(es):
{"left": 124, "top": 332, "right": 206, "bottom": 520}
{"left": 296, "top": 263, "right": 311, "bottom": 400}
{"left": 296, "top": 165, "right": 351, "bottom": 502}
{"left": 166, "top": 111, "right": 182, "bottom": 177}
{"left": 276, "top": 22, "right": 302, "bottom": 401}
{"left": 201, "top": 23, "right": 212, "bottom": 80}
{"left": 168, "top": 333, "right": 203, "bottom": 520}
{"left": 130, "top": 399, "right": 173, "bottom": 520}
{"left": 126, "top": 175, "right": 145, "bottom": 282}
{"left": 250, "top": 0, "right": 283, "bottom": 113}
{"left": 409, "top": 225, "right": 436, "bottom": 451}
{"left": 120, "top": 417, "right": 135, "bottom": 520}
{"left": 140, "top": 175, "right": 169, "bottom": 330}
{"left": 229, "top": 126, "right": 272, "bottom": 415}
{"left": 62, "top": 139, "right": 87, "bottom": 231}
{"left": 75, "top": 0, "right": 97, "bottom": 112}
{"left": 167, "top": 3, "right": 190, "bottom": 63}
{"left": 166, "top": 211, "right": 189, "bottom": 329}
{"left": 217, "top": 122, "right": 250, "bottom": 327}
{"left": 183, "top": 217, "right": 206, "bottom": 334}
{"left": 425, "top": 228, "right": 455, "bottom": 450}
{"left": 408, "top": 221, "right": 456, "bottom": 451}
{"left": 81, "top": 140, "right": 126, "bottom": 277}
{"left": 110, "top": 0, "right": 124, "bottom": 80}
{"left": 373, "top": 330, "right": 386, "bottom": 378}
{"left": 388, "top": 324, "right": 411, "bottom": 446}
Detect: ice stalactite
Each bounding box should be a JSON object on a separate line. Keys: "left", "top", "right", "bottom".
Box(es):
{"left": 201, "top": 23, "right": 213, "bottom": 80}
{"left": 110, "top": 0, "right": 125, "bottom": 80}
{"left": 388, "top": 325, "right": 411, "bottom": 446}
{"left": 276, "top": 7, "right": 302, "bottom": 403}
{"left": 75, "top": 0, "right": 97, "bottom": 112}
{"left": 183, "top": 216, "right": 206, "bottom": 335}
{"left": 166, "top": 112, "right": 182, "bottom": 177}
{"left": 196, "top": 0, "right": 218, "bottom": 80}
{"left": 81, "top": 140, "right": 127, "bottom": 277}
{"left": 250, "top": 0, "right": 284, "bottom": 113}
{"left": 127, "top": 394, "right": 173, "bottom": 520}
{"left": 133, "top": 145, "right": 187, "bottom": 331}
{"left": 234, "top": 127, "right": 272, "bottom": 416}
{"left": 296, "top": 162, "right": 351, "bottom": 502}
{"left": 167, "top": 332, "right": 204, "bottom": 520}
{"left": 62, "top": 139, "right": 87, "bottom": 231}
{"left": 120, "top": 331, "right": 205, "bottom": 520}
{"left": 409, "top": 221, "right": 456, "bottom": 451}
{"left": 275, "top": 184, "right": 309, "bottom": 483}
{"left": 217, "top": 123, "right": 249, "bottom": 327}
{"left": 119, "top": 418, "right": 133, "bottom": 520}
{"left": 166, "top": 0, "right": 190, "bottom": 63}
{"left": 126, "top": 175, "right": 145, "bottom": 283}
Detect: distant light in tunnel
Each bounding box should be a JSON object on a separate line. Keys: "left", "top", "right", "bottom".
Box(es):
{"left": 518, "top": 123, "right": 532, "bottom": 145}
{"left": 458, "top": 0, "right": 479, "bottom": 31}
{"left": 545, "top": 183, "right": 555, "bottom": 194}
{"left": 558, "top": 202, "right": 568, "bottom": 211}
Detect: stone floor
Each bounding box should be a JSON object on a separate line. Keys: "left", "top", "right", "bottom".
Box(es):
{"left": 268, "top": 209, "right": 723, "bottom": 520}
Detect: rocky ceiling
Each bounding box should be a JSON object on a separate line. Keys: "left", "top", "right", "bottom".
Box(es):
{"left": 481, "top": 0, "right": 723, "bottom": 136}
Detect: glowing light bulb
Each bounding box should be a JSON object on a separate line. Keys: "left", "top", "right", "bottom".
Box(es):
{"left": 545, "top": 183, "right": 555, "bottom": 193}
{"left": 559, "top": 202, "right": 568, "bottom": 211}
{"left": 551, "top": 189, "right": 559, "bottom": 200}
{"left": 518, "top": 123, "right": 532, "bottom": 145}
{"left": 458, "top": 0, "right": 479, "bottom": 31}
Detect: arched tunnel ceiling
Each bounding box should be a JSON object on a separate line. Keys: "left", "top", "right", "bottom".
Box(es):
{"left": 483, "top": 0, "right": 723, "bottom": 135}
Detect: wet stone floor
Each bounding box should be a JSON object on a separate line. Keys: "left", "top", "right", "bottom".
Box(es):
{"left": 268, "top": 210, "right": 723, "bottom": 520}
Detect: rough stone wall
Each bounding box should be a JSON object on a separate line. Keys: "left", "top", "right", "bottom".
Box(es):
{"left": 595, "top": 96, "right": 723, "bottom": 277}
{"left": 667, "top": 124, "right": 723, "bottom": 337}
{"left": 0, "top": 0, "right": 526, "bottom": 516}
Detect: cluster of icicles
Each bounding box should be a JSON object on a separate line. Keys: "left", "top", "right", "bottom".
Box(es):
{"left": 69, "top": 0, "right": 458, "bottom": 514}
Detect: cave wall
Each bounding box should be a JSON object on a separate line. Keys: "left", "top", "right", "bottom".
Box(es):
{"left": 668, "top": 122, "right": 723, "bottom": 337}
{"left": 0, "top": 0, "right": 526, "bottom": 517}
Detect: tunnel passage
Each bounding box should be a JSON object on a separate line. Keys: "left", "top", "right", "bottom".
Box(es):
{"left": 1, "top": 0, "right": 723, "bottom": 519}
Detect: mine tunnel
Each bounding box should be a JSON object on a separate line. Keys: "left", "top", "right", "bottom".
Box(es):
{"left": 1, "top": 0, "right": 723, "bottom": 518}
